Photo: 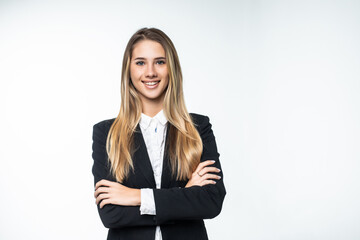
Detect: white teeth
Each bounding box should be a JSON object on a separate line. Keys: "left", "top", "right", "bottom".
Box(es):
{"left": 144, "top": 81, "right": 159, "bottom": 86}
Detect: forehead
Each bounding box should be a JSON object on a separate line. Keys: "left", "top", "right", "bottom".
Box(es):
{"left": 132, "top": 40, "right": 165, "bottom": 58}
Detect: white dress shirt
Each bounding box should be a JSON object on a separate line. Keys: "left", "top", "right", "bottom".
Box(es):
{"left": 139, "top": 109, "right": 168, "bottom": 240}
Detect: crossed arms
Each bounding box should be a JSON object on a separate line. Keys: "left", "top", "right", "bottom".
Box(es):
{"left": 91, "top": 115, "right": 226, "bottom": 228}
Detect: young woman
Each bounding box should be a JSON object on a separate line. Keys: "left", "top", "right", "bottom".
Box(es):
{"left": 92, "top": 27, "right": 226, "bottom": 240}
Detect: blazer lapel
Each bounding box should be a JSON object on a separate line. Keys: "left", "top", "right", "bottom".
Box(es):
{"left": 160, "top": 123, "right": 172, "bottom": 189}
{"left": 133, "top": 124, "right": 157, "bottom": 188}
{"left": 133, "top": 122, "right": 173, "bottom": 189}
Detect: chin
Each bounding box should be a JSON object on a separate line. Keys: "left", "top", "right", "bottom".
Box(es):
{"left": 142, "top": 92, "right": 166, "bottom": 100}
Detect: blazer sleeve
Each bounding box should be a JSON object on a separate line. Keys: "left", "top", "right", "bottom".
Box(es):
{"left": 92, "top": 121, "right": 173, "bottom": 229}
{"left": 152, "top": 115, "right": 227, "bottom": 225}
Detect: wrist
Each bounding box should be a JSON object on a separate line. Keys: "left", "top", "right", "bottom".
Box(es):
{"left": 133, "top": 189, "right": 141, "bottom": 206}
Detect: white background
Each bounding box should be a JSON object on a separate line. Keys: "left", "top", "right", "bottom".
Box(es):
{"left": 1, "top": 0, "right": 360, "bottom": 239}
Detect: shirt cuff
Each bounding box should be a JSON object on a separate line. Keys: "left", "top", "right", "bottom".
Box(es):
{"left": 139, "top": 188, "right": 156, "bottom": 215}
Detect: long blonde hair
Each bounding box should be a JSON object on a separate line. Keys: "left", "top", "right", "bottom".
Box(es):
{"left": 106, "top": 27, "right": 203, "bottom": 183}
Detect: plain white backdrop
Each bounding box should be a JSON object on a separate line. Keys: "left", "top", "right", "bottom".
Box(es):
{"left": 1, "top": 0, "right": 360, "bottom": 239}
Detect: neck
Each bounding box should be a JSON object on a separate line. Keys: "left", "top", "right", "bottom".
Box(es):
{"left": 141, "top": 96, "right": 164, "bottom": 118}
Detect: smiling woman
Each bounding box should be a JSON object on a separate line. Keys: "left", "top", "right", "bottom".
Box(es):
{"left": 130, "top": 40, "right": 169, "bottom": 108}
{"left": 91, "top": 27, "right": 226, "bottom": 240}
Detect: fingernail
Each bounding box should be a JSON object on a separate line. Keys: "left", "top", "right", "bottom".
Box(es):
{"left": 211, "top": 160, "right": 215, "bottom": 163}
{"left": 217, "top": 168, "right": 221, "bottom": 172}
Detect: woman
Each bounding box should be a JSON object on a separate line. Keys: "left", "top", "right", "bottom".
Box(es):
{"left": 92, "top": 27, "right": 226, "bottom": 240}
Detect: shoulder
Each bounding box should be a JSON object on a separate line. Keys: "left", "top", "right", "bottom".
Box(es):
{"left": 189, "top": 112, "right": 214, "bottom": 142}
{"left": 93, "top": 117, "right": 116, "bottom": 134}
{"left": 189, "top": 112, "right": 210, "bottom": 127}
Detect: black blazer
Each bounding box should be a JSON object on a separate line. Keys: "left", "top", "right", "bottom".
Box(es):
{"left": 92, "top": 113, "right": 226, "bottom": 240}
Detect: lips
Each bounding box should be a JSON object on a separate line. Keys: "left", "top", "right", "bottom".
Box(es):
{"left": 141, "top": 80, "right": 161, "bottom": 83}
{"left": 141, "top": 80, "right": 161, "bottom": 88}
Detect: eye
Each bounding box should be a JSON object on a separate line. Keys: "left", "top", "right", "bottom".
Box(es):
{"left": 156, "top": 60, "right": 166, "bottom": 65}
{"left": 135, "top": 61, "right": 145, "bottom": 66}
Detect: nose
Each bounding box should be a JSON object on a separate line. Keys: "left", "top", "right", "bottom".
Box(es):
{"left": 145, "top": 63, "right": 157, "bottom": 78}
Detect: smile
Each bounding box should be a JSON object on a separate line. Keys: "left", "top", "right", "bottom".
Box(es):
{"left": 142, "top": 80, "right": 160, "bottom": 88}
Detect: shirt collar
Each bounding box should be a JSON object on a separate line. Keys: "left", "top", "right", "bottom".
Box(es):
{"left": 139, "top": 109, "right": 168, "bottom": 130}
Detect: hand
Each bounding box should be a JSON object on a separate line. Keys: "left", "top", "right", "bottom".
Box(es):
{"left": 94, "top": 179, "right": 141, "bottom": 208}
{"left": 185, "top": 160, "right": 221, "bottom": 188}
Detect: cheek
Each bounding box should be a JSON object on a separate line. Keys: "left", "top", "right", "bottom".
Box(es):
{"left": 160, "top": 68, "right": 169, "bottom": 81}
{"left": 161, "top": 67, "right": 169, "bottom": 76}
{"left": 130, "top": 67, "right": 141, "bottom": 80}
{"left": 162, "top": 77, "right": 169, "bottom": 88}
{"left": 129, "top": 71, "right": 138, "bottom": 87}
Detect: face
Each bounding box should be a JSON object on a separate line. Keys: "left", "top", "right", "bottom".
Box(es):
{"left": 130, "top": 40, "right": 169, "bottom": 104}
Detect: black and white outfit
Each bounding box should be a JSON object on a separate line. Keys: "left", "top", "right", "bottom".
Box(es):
{"left": 92, "top": 111, "right": 226, "bottom": 240}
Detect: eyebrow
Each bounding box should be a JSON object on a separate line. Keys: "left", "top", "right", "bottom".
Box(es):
{"left": 133, "top": 57, "right": 166, "bottom": 60}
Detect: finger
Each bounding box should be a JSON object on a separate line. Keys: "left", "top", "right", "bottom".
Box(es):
{"left": 195, "top": 167, "right": 218, "bottom": 178}
{"left": 96, "top": 193, "right": 110, "bottom": 205}
{"left": 200, "top": 180, "right": 217, "bottom": 186}
{"left": 100, "top": 198, "right": 111, "bottom": 209}
{"left": 196, "top": 167, "right": 219, "bottom": 178}
{"left": 94, "top": 186, "right": 109, "bottom": 198}
{"left": 195, "top": 160, "right": 216, "bottom": 172}
{"left": 95, "top": 179, "right": 107, "bottom": 190}
{"left": 94, "top": 186, "right": 110, "bottom": 198}
{"left": 202, "top": 173, "right": 221, "bottom": 180}
{"left": 95, "top": 179, "right": 105, "bottom": 190}
{"left": 201, "top": 167, "right": 221, "bottom": 174}
{"left": 95, "top": 179, "right": 114, "bottom": 190}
